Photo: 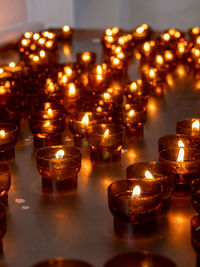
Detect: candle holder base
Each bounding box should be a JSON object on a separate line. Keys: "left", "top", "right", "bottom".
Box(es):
{"left": 0, "top": 148, "right": 15, "bottom": 162}
{"left": 113, "top": 215, "right": 157, "bottom": 237}
{"left": 126, "top": 125, "right": 144, "bottom": 139}
{"left": 172, "top": 174, "right": 193, "bottom": 195}
{"left": 33, "top": 134, "right": 61, "bottom": 149}
{"left": 90, "top": 148, "right": 121, "bottom": 163}
{"left": 42, "top": 176, "right": 77, "bottom": 194}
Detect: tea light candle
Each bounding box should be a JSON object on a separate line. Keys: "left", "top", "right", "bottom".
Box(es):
{"left": 0, "top": 123, "right": 17, "bottom": 161}
{"left": 76, "top": 52, "right": 96, "bottom": 70}
{"left": 30, "top": 103, "right": 65, "bottom": 148}
{"left": 36, "top": 146, "right": 81, "bottom": 194}
{"left": 104, "top": 252, "right": 177, "bottom": 267}
{"left": 126, "top": 162, "right": 174, "bottom": 211}
{"left": 113, "top": 104, "right": 146, "bottom": 138}
{"left": 86, "top": 124, "right": 125, "bottom": 162}
{"left": 88, "top": 65, "right": 108, "bottom": 91}
{"left": 159, "top": 147, "right": 200, "bottom": 194}
{"left": 108, "top": 179, "right": 162, "bottom": 235}
{"left": 0, "top": 164, "right": 11, "bottom": 205}
{"left": 158, "top": 134, "right": 200, "bottom": 152}
{"left": 132, "top": 24, "right": 152, "bottom": 42}
{"left": 176, "top": 119, "right": 200, "bottom": 136}
{"left": 69, "top": 112, "right": 104, "bottom": 147}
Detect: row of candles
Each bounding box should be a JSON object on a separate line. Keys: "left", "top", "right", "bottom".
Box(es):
{"left": 1, "top": 24, "right": 200, "bottom": 265}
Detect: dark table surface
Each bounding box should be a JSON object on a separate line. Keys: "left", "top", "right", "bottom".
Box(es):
{"left": 0, "top": 30, "right": 198, "bottom": 267}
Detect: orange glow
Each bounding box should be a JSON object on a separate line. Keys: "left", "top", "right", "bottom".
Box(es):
{"left": 163, "top": 33, "right": 170, "bottom": 41}
{"left": 33, "top": 33, "right": 40, "bottom": 40}
{"left": 81, "top": 113, "right": 89, "bottom": 127}
{"left": 68, "top": 83, "right": 76, "bottom": 96}
{"left": 61, "top": 75, "right": 68, "bottom": 84}
{"left": 30, "top": 44, "right": 36, "bottom": 50}
{"left": 156, "top": 55, "right": 164, "bottom": 65}
{"left": 64, "top": 66, "right": 73, "bottom": 76}
{"left": 136, "top": 26, "right": 144, "bottom": 34}
{"left": 117, "top": 52, "right": 125, "bottom": 59}
{"left": 143, "top": 42, "right": 150, "bottom": 52}
{"left": 178, "top": 140, "right": 185, "bottom": 148}
{"left": 192, "top": 120, "right": 200, "bottom": 131}
{"left": 82, "top": 52, "right": 91, "bottom": 62}
{"left": 38, "top": 38, "right": 45, "bottom": 44}
{"left": 0, "top": 86, "right": 6, "bottom": 95}
{"left": 128, "top": 110, "right": 135, "bottom": 117}
{"left": 130, "top": 82, "right": 137, "bottom": 91}
{"left": 46, "top": 40, "right": 53, "bottom": 48}
{"left": 112, "top": 27, "right": 119, "bottom": 34}
{"left": 131, "top": 185, "right": 141, "bottom": 198}
{"left": 47, "top": 108, "right": 53, "bottom": 118}
{"left": 145, "top": 170, "right": 154, "bottom": 179}
{"left": 24, "top": 32, "right": 32, "bottom": 38}
{"left": 104, "top": 93, "right": 111, "bottom": 100}
{"left": 96, "top": 65, "right": 103, "bottom": 74}
{"left": 104, "top": 129, "right": 109, "bottom": 137}
{"left": 192, "top": 27, "right": 200, "bottom": 35}
{"left": 39, "top": 50, "right": 46, "bottom": 58}
{"left": 44, "top": 121, "right": 50, "bottom": 127}
{"left": 21, "top": 39, "right": 28, "bottom": 46}
{"left": 55, "top": 150, "right": 64, "bottom": 159}
{"left": 149, "top": 68, "right": 156, "bottom": 78}
{"left": 165, "top": 50, "right": 173, "bottom": 60}
{"left": 106, "top": 36, "right": 114, "bottom": 43}
{"left": 177, "top": 148, "right": 184, "bottom": 162}
{"left": 105, "top": 28, "right": 112, "bottom": 36}
{"left": 0, "top": 68, "right": 3, "bottom": 74}
{"left": 33, "top": 56, "right": 39, "bottom": 62}
{"left": 9, "top": 62, "right": 16, "bottom": 68}
{"left": 0, "top": 130, "right": 5, "bottom": 138}
{"left": 97, "top": 74, "right": 103, "bottom": 81}
{"left": 62, "top": 25, "right": 70, "bottom": 32}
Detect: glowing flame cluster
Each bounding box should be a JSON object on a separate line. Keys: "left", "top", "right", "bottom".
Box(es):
{"left": 131, "top": 185, "right": 141, "bottom": 199}
{"left": 56, "top": 150, "right": 64, "bottom": 159}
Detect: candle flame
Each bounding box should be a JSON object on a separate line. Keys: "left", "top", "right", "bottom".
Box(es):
{"left": 136, "top": 27, "right": 144, "bottom": 34}
{"left": 9, "top": 62, "right": 16, "bottom": 68}
{"left": 145, "top": 170, "right": 154, "bottom": 179}
{"left": 128, "top": 110, "right": 135, "bottom": 117}
{"left": 156, "top": 55, "right": 164, "bottom": 65}
{"left": 149, "top": 69, "right": 156, "bottom": 78}
{"left": 163, "top": 33, "right": 170, "bottom": 41}
{"left": 64, "top": 66, "right": 73, "bottom": 76}
{"left": 81, "top": 113, "right": 89, "bottom": 126}
{"left": 44, "top": 121, "right": 50, "bottom": 127}
{"left": 131, "top": 185, "right": 141, "bottom": 198}
{"left": 69, "top": 83, "right": 76, "bottom": 96}
{"left": 33, "top": 33, "right": 40, "bottom": 40}
{"left": 104, "top": 93, "right": 111, "bottom": 100}
{"left": 61, "top": 75, "right": 68, "bottom": 84}
{"left": 24, "top": 32, "right": 32, "bottom": 38}
{"left": 178, "top": 140, "right": 185, "bottom": 147}
{"left": 82, "top": 52, "right": 90, "bottom": 62}
{"left": 0, "top": 130, "right": 5, "bottom": 138}
{"left": 105, "top": 28, "right": 112, "bottom": 36}
{"left": 0, "top": 68, "right": 3, "bottom": 74}
{"left": 113, "top": 58, "right": 120, "bottom": 65}
{"left": 62, "top": 25, "right": 70, "bottom": 32}
{"left": 22, "top": 39, "right": 28, "bottom": 46}
{"left": 40, "top": 50, "right": 46, "bottom": 58}
{"left": 33, "top": 56, "right": 39, "bottom": 62}
{"left": 177, "top": 148, "right": 184, "bottom": 162}
{"left": 143, "top": 42, "right": 150, "bottom": 52}
{"left": 96, "top": 65, "right": 103, "bottom": 74}
{"left": 104, "top": 129, "right": 109, "bottom": 137}
{"left": 47, "top": 108, "right": 53, "bottom": 118}
{"left": 130, "top": 82, "right": 137, "bottom": 91}
{"left": 55, "top": 149, "right": 64, "bottom": 159}
{"left": 46, "top": 40, "right": 53, "bottom": 48}
{"left": 192, "top": 120, "right": 200, "bottom": 131}
{"left": 38, "top": 38, "right": 45, "bottom": 44}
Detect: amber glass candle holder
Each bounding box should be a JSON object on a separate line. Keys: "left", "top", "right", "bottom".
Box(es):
{"left": 0, "top": 123, "right": 17, "bottom": 161}
{"left": 191, "top": 179, "right": 200, "bottom": 214}
{"left": 176, "top": 119, "right": 200, "bottom": 136}
{"left": 132, "top": 24, "right": 152, "bottom": 42}
{"left": 108, "top": 179, "right": 162, "bottom": 236}
{"left": 76, "top": 52, "right": 96, "bottom": 70}
{"left": 88, "top": 66, "right": 109, "bottom": 91}
{"left": 159, "top": 147, "right": 200, "bottom": 194}
{"left": 36, "top": 145, "right": 81, "bottom": 194}
{"left": 32, "top": 258, "right": 93, "bottom": 267}
{"left": 191, "top": 215, "right": 200, "bottom": 266}
{"left": 86, "top": 124, "right": 125, "bottom": 163}
{"left": 69, "top": 112, "right": 104, "bottom": 147}
{"left": 104, "top": 252, "right": 177, "bottom": 267}
{"left": 30, "top": 103, "right": 65, "bottom": 148}
{"left": 158, "top": 134, "right": 200, "bottom": 152}
{"left": 0, "top": 164, "right": 11, "bottom": 205}
{"left": 0, "top": 203, "right": 6, "bottom": 254}
{"left": 126, "top": 162, "right": 174, "bottom": 211}
{"left": 113, "top": 104, "right": 146, "bottom": 138}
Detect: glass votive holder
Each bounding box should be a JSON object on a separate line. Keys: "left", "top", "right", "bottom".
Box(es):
{"left": 126, "top": 161, "right": 174, "bottom": 211}
{"left": 88, "top": 66, "right": 109, "bottom": 91}
{"left": 0, "top": 203, "right": 6, "bottom": 254}
{"left": 0, "top": 164, "right": 11, "bottom": 205}
{"left": 132, "top": 24, "right": 152, "bottom": 42}
{"left": 191, "top": 215, "right": 200, "bottom": 266}
{"left": 32, "top": 258, "right": 93, "bottom": 267}
{"left": 191, "top": 179, "right": 200, "bottom": 214}
{"left": 158, "top": 134, "right": 200, "bottom": 152}
{"left": 108, "top": 179, "right": 162, "bottom": 236}
{"left": 159, "top": 147, "right": 200, "bottom": 194}
{"left": 104, "top": 252, "right": 177, "bottom": 267}
{"left": 113, "top": 104, "right": 146, "bottom": 138}
{"left": 36, "top": 145, "right": 81, "bottom": 194}
{"left": 69, "top": 112, "right": 104, "bottom": 147}
{"left": 30, "top": 103, "right": 65, "bottom": 148}
{"left": 86, "top": 124, "right": 125, "bottom": 163}
{"left": 76, "top": 52, "right": 96, "bottom": 70}
{"left": 0, "top": 123, "right": 18, "bottom": 161}
{"left": 176, "top": 119, "right": 200, "bottom": 137}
